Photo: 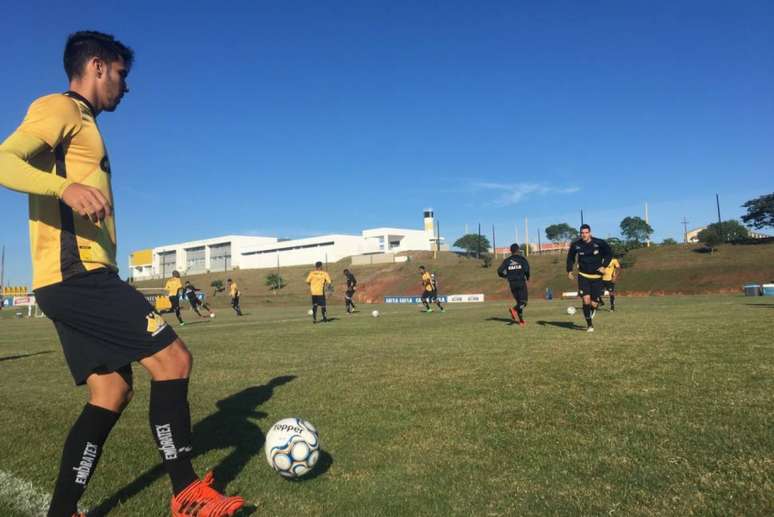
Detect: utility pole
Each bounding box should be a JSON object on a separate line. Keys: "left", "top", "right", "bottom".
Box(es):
{"left": 492, "top": 224, "right": 496, "bottom": 258}
{"left": 434, "top": 219, "right": 441, "bottom": 260}
{"left": 515, "top": 225, "right": 519, "bottom": 247}
{"left": 681, "top": 217, "right": 689, "bottom": 243}
{"left": 524, "top": 217, "right": 529, "bottom": 257}
{"left": 716, "top": 193, "right": 723, "bottom": 241}
{"left": 477, "top": 223, "right": 481, "bottom": 259}
{"left": 580, "top": 209, "right": 584, "bottom": 226}
{"left": 537, "top": 228, "right": 542, "bottom": 255}
{"left": 0, "top": 245, "right": 4, "bottom": 301}
{"left": 645, "top": 202, "right": 650, "bottom": 247}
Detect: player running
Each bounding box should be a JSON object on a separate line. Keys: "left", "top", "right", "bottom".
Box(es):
{"left": 0, "top": 31, "right": 243, "bottom": 517}
{"left": 306, "top": 261, "right": 332, "bottom": 323}
{"left": 418, "top": 265, "right": 445, "bottom": 313}
{"left": 227, "top": 278, "right": 242, "bottom": 316}
{"left": 600, "top": 256, "right": 621, "bottom": 311}
{"left": 497, "top": 243, "right": 530, "bottom": 327}
{"left": 183, "top": 280, "right": 214, "bottom": 318}
{"left": 343, "top": 268, "right": 357, "bottom": 314}
{"left": 163, "top": 270, "right": 185, "bottom": 326}
{"left": 566, "top": 224, "right": 613, "bottom": 332}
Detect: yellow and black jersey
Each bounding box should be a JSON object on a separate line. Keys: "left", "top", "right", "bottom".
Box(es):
{"left": 229, "top": 282, "right": 240, "bottom": 298}
{"left": 602, "top": 258, "right": 621, "bottom": 282}
{"left": 165, "top": 277, "right": 182, "bottom": 296}
{"left": 0, "top": 92, "right": 116, "bottom": 289}
{"left": 306, "top": 270, "right": 331, "bottom": 296}
{"left": 421, "top": 271, "right": 433, "bottom": 291}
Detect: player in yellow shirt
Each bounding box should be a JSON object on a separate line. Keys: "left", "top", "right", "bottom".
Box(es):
{"left": 601, "top": 257, "right": 621, "bottom": 311}
{"left": 0, "top": 31, "right": 243, "bottom": 517}
{"left": 227, "top": 278, "right": 243, "bottom": 316}
{"left": 162, "top": 270, "right": 185, "bottom": 325}
{"left": 419, "top": 265, "right": 445, "bottom": 313}
{"left": 306, "top": 261, "right": 332, "bottom": 323}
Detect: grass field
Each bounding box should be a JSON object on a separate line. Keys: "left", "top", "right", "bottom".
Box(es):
{"left": 1, "top": 295, "right": 773, "bottom": 516}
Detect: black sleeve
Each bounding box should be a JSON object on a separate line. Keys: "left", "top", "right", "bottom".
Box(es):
{"left": 352, "top": 276, "right": 357, "bottom": 287}
{"left": 497, "top": 259, "right": 508, "bottom": 278}
{"left": 522, "top": 257, "right": 530, "bottom": 281}
{"left": 598, "top": 239, "right": 613, "bottom": 267}
{"left": 566, "top": 244, "right": 577, "bottom": 272}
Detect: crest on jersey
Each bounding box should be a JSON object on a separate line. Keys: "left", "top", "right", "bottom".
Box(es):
{"left": 146, "top": 312, "right": 167, "bottom": 336}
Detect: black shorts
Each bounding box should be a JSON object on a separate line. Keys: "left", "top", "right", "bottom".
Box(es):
{"left": 187, "top": 295, "right": 200, "bottom": 307}
{"left": 509, "top": 283, "right": 528, "bottom": 305}
{"left": 421, "top": 289, "right": 437, "bottom": 301}
{"left": 578, "top": 275, "right": 603, "bottom": 300}
{"left": 169, "top": 295, "right": 180, "bottom": 309}
{"left": 345, "top": 289, "right": 355, "bottom": 299}
{"left": 312, "top": 295, "right": 326, "bottom": 306}
{"left": 35, "top": 269, "right": 178, "bottom": 386}
{"left": 603, "top": 281, "right": 616, "bottom": 294}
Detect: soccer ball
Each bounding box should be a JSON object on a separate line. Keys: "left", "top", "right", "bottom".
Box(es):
{"left": 566, "top": 306, "right": 577, "bottom": 315}
{"left": 209, "top": 313, "right": 215, "bottom": 319}
{"left": 265, "top": 417, "right": 320, "bottom": 478}
{"left": 371, "top": 310, "right": 380, "bottom": 318}
{"left": 307, "top": 309, "right": 314, "bottom": 316}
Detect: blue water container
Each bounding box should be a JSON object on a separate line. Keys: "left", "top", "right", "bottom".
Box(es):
{"left": 762, "top": 284, "right": 774, "bottom": 297}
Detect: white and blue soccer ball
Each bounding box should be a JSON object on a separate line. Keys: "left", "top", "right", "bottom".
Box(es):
{"left": 371, "top": 310, "right": 380, "bottom": 318}
{"left": 307, "top": 309, "right": 314, "bottom": 316}
{"left": 566, "top": 306, "right": 577, "bottom": 315}
{"left": 265, "top": 417, "right": 320, "bottom": 478}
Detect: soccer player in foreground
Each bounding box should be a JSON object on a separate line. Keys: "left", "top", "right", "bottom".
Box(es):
{"left": 497, "top": 243, "right": 530, "bottom": 327}
{"left": 343, "top": 268, "right": 357, "bottom": 314}
{"left": 306, "top": 261, "right": 332, "bottom": 323}
{"left": 163, "top": 270, "right": 185, "bottom": 325}
{"left": 0, "top": 31, "right": 244, "bottom": 517}
{"left": 418, "top": 265, "right": 445, "bottom": 312}
{"left": 566, "top": 224, "right": 613, "bottom": 332}
{"left": 601, "top": 255, "right": 621, "bottom": 311}
{"left": 184, "top": 280, "right": 214, "bottom": 318}
{"left": 227, "top": 278, "right": 242, "bottom": 316}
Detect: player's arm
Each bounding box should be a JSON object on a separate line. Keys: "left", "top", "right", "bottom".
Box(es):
{"left": 566, "top": 246, "right": 577, "bottom": 279}
{"left": 305, "top": 273, "right": 312, "bottom": 284}
{"left": 598, "top": 240, "right": 613, "bottom": 271}
{"left": 523, "top": 257, "right": 530, "bottom": 281}
{"left": 496, "top": 259, "right": 508, "bottom": 278}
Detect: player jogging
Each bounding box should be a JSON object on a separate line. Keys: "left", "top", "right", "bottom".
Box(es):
{"left": 418, "top": 265, "right": 445, "bottom": 313}
{"left": 566, "top": 224, "right": 613, "bottom": 332}
{"left": 163, "top": 270, "right": 185, "bottom": 326}
{"left": 183, "top": 280, "right": 214, "bottom": 318}
{"left": 601, "top": 256, "right": 621, "bottom": 311}
{"left": 497, "top": 243, "right": 530, "bottom": 327}
{"left": 0, "top": 31, "right": 243, "bottom": 517}
{"left": 343, "top": 268, "right": 357, "bottom": 314}
{"left": 227, "top": 278, "right": 242, "bottom": 316}
{"left": 306, "top": 261, "right": 331, "bottom": 323}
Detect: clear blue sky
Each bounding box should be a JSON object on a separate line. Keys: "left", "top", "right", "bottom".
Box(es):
{"left": 1, "top": 1, "right": 772, "bottom": 285}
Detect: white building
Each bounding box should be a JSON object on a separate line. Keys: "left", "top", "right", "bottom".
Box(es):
{"left": 129, "top": 211, "right": 443, "bottom": 280}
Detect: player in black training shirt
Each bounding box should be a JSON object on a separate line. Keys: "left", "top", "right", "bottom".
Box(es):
{"left": 497, "top": 243, "right": 530, "bottom": 327}
{"left": 183, "top": 281, "right": 214, "bottom": 318}
{"left": 566, "top": 224, "right": 612, "bottom": 332}
{"left": 343, "top": 269, "right": 357, "bottom": 314}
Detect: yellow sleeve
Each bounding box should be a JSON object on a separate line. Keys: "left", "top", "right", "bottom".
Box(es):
{"left": 325, "top": 273, "right": 332, "bottom": 284}
{"left": 305, "top": 272, "right": 312, "bottom": 284}
{"left": 0, "top": 132, "right": 74, "bottom": 197}
{"left": 18, "top": 95, "right": 83, "bottom": 149}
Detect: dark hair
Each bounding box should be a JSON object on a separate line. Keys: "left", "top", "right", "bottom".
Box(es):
{"left": 227, "top": 278, "right": 232, "bottom": 282}
{"left": 315, "top": 261, "right": 323, "bottom": 268}
{"left": 343, "top": 269, "right": 350, "bottom": 274}
{"left": 64, "top": 31, "right": 134, "bottom": 80}
{"left": 172, "top": 270, "right": 180, "bottom": 277}
{"left": 418, "top": 265, "right": 425, "bottom": 270}
{"left": 510, "top": 243, "right": 520, "bottom": 254}
{"left": 580, "top": 224, "right": 591, "bottom": 232}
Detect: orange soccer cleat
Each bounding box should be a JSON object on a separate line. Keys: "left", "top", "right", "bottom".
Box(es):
{"left": 508, "top": 307, "right": 517, "bottom": 321}
{"left": 171, "top": 471, "right": 245, "bottom": 517}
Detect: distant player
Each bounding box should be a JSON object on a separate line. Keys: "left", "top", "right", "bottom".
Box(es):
{"left": 566, "top": 224, "right": 613, "bottom": 332}
{"left": 227, "top": 278, "right": 242, "bottom": 316}
{"left": 0, "top": 31, "right": 243, "bottom": 517}
{"left": 163, "top": 270, "right": 185, "bottom": 326}
{"left": 419, "top": 265, "right": 445, "bottom": 313}
{"left": 601, "top": 256, "right": 621, "bottom": 311}
{"left": 183, "top": 281, "right": 214, "bottom": 318}
{"left": 343, "top": 268, "right": 357, "bottom": 314}
{"left": 306, "top": 261, "right": 332, "bottom": 323}
{"left": 497, "top": 243, "right": 530, "bottom": 327}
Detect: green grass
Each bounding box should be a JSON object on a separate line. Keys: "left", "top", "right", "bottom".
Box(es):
{"left": 1, "top": 295, "right": 773, "bottom": 516}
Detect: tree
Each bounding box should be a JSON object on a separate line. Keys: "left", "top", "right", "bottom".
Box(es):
{"left": 660, "top": 238, "right": 678, "bottom": 246}
{"left": 697, "top": 220, "right": 749, "bottom": 252}
{"left": 545, "top": 223, "right": 578, "bottom": 243}
{"left": 210, "top": 279, "right": 224, "bottom": 296}
{"left": 265, "top": 273, "right": 286, "bottom": 294}
{"left": 741, "top": 193, "right": 774, "bottom": 230}
{"left": 453, "top": 234, "right": 491, "bottom": 257}
{"left": 619, "top": 216, "right": 654, "bottom": 243}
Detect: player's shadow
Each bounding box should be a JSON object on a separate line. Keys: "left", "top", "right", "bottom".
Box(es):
{"left": 486, "top": 317, "right": 515, "bottom": 324}
{"left": 536, "top": 320, "right": 583, "bottom": 330}
{"left": 746, "top": 303, "right": 774, "bottom": 308}
{"left": 89, "top": 375, "right": 296, "bottom": 516}
{"left": 0, "top": 350, "right": 53, "bottom": 362}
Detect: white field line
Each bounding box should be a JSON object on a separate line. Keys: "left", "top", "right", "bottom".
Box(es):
{"left": 0, "top": 470, "right": 87, "bottom": 517}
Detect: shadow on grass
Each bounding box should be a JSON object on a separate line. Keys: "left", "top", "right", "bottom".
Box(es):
{"left": 745, "top": 303, "right": 774, "bottom": 308}
{"left": 0, "top": 350, "right": 53, "bottom": 362}
{"left": 536, "top": 320, "right": 583, "bottom": 330}
{"left": 90, "top": 375, "right": 297, "bottom": 516}
{"left": 486, "top": 317, "right": 516, "bottom": 325}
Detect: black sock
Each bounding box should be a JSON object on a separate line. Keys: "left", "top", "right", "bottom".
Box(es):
{"left": 436, "top": 301, "right": 444, "bottom": 310}
{"left": 322, "top": 307, "right": 328, "bottom": 320}
{"left": 610, "top": 295, "right": 615, "bottom": 309}
{"left": 516, "top": 306, "right": 524, "bottom": 321}
{"left": 312, "top": 305, "right": 317, "bottom": 320}
{"left": 583, "top": 304, "right": 592, "bottom": 326}
{"left": 48, "top": 404, "right": 120, "bottom": 517}
{"left": 149, "top": 379, "right": 197, "bottom": 496}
